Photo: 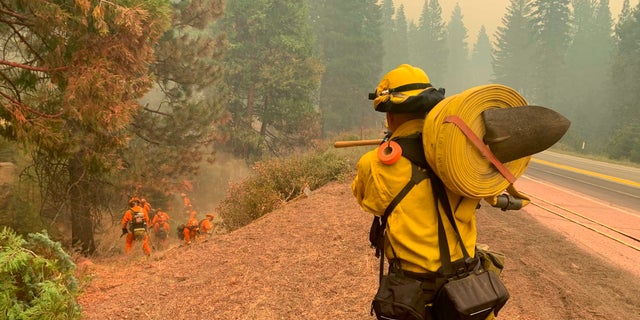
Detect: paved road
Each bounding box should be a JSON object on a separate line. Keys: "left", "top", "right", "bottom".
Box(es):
{"left": 514, "top": 150, "right": 640, "bottom": 277}
{"left": 526, "top": 151, "right": 640, "bottom": 211}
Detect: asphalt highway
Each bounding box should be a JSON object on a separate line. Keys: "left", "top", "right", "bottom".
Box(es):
{"left": 526, "top": 151, "right": 640, "bottom": 212}
{"left": 513, "top": 150, "right": 640, "bottom": 276}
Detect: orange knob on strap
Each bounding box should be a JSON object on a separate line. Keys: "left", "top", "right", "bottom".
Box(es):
{"left": 377, "top": 140, "right": 402, "bottom": 165}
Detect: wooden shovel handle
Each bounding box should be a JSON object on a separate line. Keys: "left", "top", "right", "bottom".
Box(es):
{"left": 333, "top": 139, "right": 383, "bottom": 148}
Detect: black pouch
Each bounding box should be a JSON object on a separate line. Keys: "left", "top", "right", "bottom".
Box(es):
{"left": 372, "top": 271, "right": 429, "bottom": 320}
{"left": 432, "top": 270, "right": 509, "bottom": 320}
{"left": 369, "top": 216, "right": 382, "bottom": 249}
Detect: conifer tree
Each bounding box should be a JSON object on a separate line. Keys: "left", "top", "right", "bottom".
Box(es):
{"left": 527, "top": 0, "right": 572, "bottom": 106}
{"left": 381, "top": 0, "right": 398, "bottom": 73}
{"left": 224, "top": 0, "right": 323, "bottom": 159}
{"left": 492, "top": 0, "right": 535, "bottom": 95}
{"left": 0, "top": 0, "right": 171, "bottom": 254}
{"left": 381, "top": 3, "right": 410, "bottom": 73}
{"left": 0, "top": 228, "right": 81, "bottom": 319}
{"left": 407, "top": 21, "right": 420, "bottom": 65}
{"left": 614, "top": 0, "right": 632, "bottom": 43}
{"left": 609, "top": 1, "right": 640, "bottom": 161}
{"left": 444, "top": 3, "right": 470, "bottom": 94}
{"left": 315, "top": 0, "right": 383, "bottom": 134}
{"left": 411, "top": 0, "right": 447, "bottom": 84}
{"left": 469, "top": 26, "right": 493, "bottom": 86}
{"left": 563, "top": 0, "right": 613, "bottom": 151}
{"left": 126, "top": 0, "right": 228, "bottom": 199}
{"left": 394, "top": 6, "right": 411, "bottom": 66}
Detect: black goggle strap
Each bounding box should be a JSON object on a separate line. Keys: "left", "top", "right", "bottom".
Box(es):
{"left": 368, "top": 83, "right": 432, "bottom": 100}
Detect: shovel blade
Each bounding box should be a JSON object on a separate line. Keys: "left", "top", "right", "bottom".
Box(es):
{"left": 482, "top": 105, "right": 571, "bottom": 163}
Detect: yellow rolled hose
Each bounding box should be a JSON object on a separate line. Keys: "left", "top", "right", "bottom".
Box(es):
{"left": 423, "top": 84, "right": 530, "bottom": 200}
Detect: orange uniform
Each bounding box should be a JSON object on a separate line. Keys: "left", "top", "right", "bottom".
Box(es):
{"left": 152, "top": 210, "right": 170, "bottom": 234}
{"left": 151, "top": 210, "right": 170, "bottom": 249}
{"left": 199, "top": 213, "right": 215, "bottom": 236}
{"left": 141, "top": 198, "right": 152, "bottom": 217}
{"left": 183, "top": 211, "right": 199, "bottom": 244}
{"left": 181, "top": 193, "right": 192, "bottom": 209}
{"left": 121, "top": 201, "right": 151, "bottom": 255}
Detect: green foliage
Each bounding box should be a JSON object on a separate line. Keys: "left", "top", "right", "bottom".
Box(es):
{"left": 124, "top": 0, "right": 228, "bottom": 197}
{"left": 313, "top": 0, "right": 383, "bottom": 133}
{"left": 0, "top": 227, "right": 81, "bottom": 319}
{"left": 223, "top": 0, "right": 323, "bottom": 160}
{"left": 443, "top": 3, "right": 469, "bottom": 94}
{"left": 609, "top": 2, "right": 640, "bottom": 162}
{"left": 527, "top": 0, "right": 572, "bottom": 105}
{"left": 0, "top": 0, "right": 174, "bottom": 255}
{"left": 217, "top": 150, "right": 351, "bottom": 230}
{"left": 410, "top": 0, "right": 447, "bottom": 83}
{"left": 492, "top": 0, "right": 536, "bottom": 94}
{"left": 469, "top": 26, "right": 493, "bottom": 86}
{"left": 609, "top": 122, "right": 640, "bottom": 163}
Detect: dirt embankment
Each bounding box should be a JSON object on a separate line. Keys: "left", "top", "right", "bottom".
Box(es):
{"left": 77, "top": 181, "right": 640, "bottom": 320}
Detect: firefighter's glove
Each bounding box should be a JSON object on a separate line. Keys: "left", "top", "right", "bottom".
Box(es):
{"left": 121, "top": 228, "right": 128, "bottom": 236}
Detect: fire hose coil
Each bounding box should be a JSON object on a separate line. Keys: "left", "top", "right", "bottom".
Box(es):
{"left": 423, "top": 84, "right": 530, "bottom": 199}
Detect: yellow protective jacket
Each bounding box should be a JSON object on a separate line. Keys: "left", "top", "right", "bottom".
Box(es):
{"left": 352, "top": 119, "right": 480, "bottom": 273}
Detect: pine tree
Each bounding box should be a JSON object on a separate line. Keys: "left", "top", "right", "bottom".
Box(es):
{"left": 407, "top": 20, "right": 420, "bottom": 65}
{"left": 381, "top": 0, "right": 398, "bottom": 73}
{"left": 528, "top": 0, "right": 572, "bottom": 106}
{"left": 382, "top": 3, "right": 411, "bottom": 72}
{"left": 563, "top": 0, "right": 614, "bottom": 152}
{"left": 444, "top": 3, "right": 470, "bottom": 94}
{"left": 315, "top": 0, "right": 383, "bottom": 134}
{"left": 609, "top": 1, "right": 640, "bottom": 161}
{"left": 614, "top": 0, "right": 632, "bottom": 42}
{"left": 411, "top": 0, "right": 447, "bottom": 84}
{"left": 127, "top": 0, "right": 228, "bottom": 200}
{"left": 492, "top": 0, "right": 535, "bottom": 95}
{"left": 0, "top": 0, "right": 172, "bottom": 255}
{"left": 224, "top": 0, "right": 323, "bottom": 159}
{"left": 469, "top": 26, "right": 493, "bottom": 86}
{"left": 394, "top": 5, "right": 411, "bottom": 66}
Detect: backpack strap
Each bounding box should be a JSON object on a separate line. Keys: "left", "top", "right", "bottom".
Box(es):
{"left": 370, "top": 134, "right": 431, "bottom": 284}
{"left": 370, "top": 133, "right": 430, "bottom": 256}
{"left": 430, "top": 172, "right": 475, "bottom": 277}
{"left": 392, "top": 133, "right": 428, "bottom": 169}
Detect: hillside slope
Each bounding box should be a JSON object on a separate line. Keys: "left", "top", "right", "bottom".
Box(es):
{"left": 77, "top": 181, "right": 640, "bottom": 320}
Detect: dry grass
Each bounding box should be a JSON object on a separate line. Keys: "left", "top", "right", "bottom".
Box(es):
{"left": 77, "top": 181, "right": 379, "bottom": 320}
{"left": 77, "top": 180, "right": 640, "bottom": 320}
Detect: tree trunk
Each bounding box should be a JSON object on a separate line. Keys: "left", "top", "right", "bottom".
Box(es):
{"left": 247, "top": 85, "right": 255, "bottom": 119}
{"left": 69, "top": 151, "right": 95, "bottom": 256}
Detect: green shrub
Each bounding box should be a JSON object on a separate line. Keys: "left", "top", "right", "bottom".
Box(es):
{"left": 217, "top": 151, "right": 351, "bottom": 231}
{"left": 0, "top": 227, "right": 81, "bottom": 319}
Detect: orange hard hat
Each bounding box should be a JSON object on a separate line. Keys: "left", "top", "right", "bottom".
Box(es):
{"left": 128, "top": 197, "right": 140, "bottom": 207}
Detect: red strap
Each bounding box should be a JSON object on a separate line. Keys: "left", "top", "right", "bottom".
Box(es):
{"left": 443, "top": 115, "right": 516, "bottom": 184}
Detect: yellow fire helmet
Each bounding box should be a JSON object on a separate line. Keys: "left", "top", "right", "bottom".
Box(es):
{"left": 369, "top": 64, "right": 445, "bottom": 113}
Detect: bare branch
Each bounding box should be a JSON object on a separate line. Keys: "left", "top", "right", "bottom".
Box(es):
{"left": 0, "top": 59, "right": 68, "bottom": 72}
{"left": 0, "top": 91, "right": 64, "bottom": 119}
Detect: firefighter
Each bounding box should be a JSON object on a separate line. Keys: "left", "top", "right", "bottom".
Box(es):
{"left": 121, "top": 197, "right": 151, "bottom": 256}
{"left": 199, "top": 213, "right": 215, "bottom": 237}
{"left": 183, "top": 210, "right": 199, "bottom": 244}
{"left": 151, "top": 208, "right": 170, "bottom": 249}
